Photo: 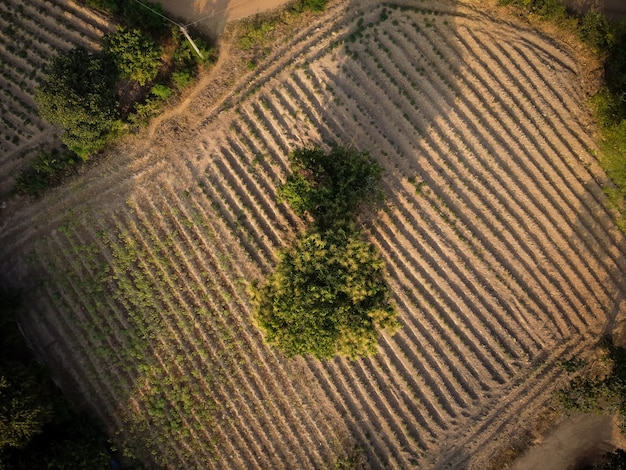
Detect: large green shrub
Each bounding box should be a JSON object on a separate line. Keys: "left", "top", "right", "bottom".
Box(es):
{"left": 278, "top": 146, "right": 384, "bottom": 230}
{"left": 35, "top": 48, "right": 121, "bottom": 159}
{"left": 253, "top": 226, "right": 399, "bottom": 359}
{"left": 253, "top": 146, "right": 398, "bottom": 360}
{"left": 103, "top": 27, "right": 162, "bottom": 86}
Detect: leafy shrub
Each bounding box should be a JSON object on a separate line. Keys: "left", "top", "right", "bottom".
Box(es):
{"left": 171, "top": 71, "right": 192, "bottom": 90}
{"left": 253, "top": 226, "right": 399, "bottom": 359}
{"left": 150, "top": 84, "right": 172, "bottom": 101}
{"left": 35, "top": 48, "right": 121, "bottom": 159}
{"left": 253, "top": 146, "right": 398, "bottom": 360}
{"left": 15, "top": 148, "right": 79, "bottom": 196}
{"left": 278, "top": 146, "right": 384, "bottom": 230}
{"left": 103, "top": 27, "right": 162, "bottom": 86}
{"left": 292, "top": 0, "right": 328, "bottom": 13}
{"left": 579, "top": 10, "right": 614, "bottom": 51}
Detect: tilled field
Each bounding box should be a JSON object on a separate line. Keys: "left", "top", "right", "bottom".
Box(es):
{"left": 0, "top": 0, "right": 111, "bottom": 196}
{"left": 2, "top": 0, "right": 626, "bottom": 468}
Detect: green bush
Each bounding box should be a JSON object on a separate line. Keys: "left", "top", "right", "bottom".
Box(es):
{"left": 579, "top": 10, "right": 614, "bottom": 51}
{"left": 15, "top": 148, "right": 79, "bottom": 196}
{"left": 103, "top": 27, "right": 162, "bottom": 86}
{"left": 35, "top": 48, "right": 121, "bottom": 159}
{"left": 253, "top": 146, "right": 398, "bottom": 360}
{"left": 278, "top": 146, "right": 384, "bottom": 230}
{"left": 292, "top": 0, "right": 328, "bottom": 13}
{"left": 253, "top": 226, "right": 399, "bottom": 359}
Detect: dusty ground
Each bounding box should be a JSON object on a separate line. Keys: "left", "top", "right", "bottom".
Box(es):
{"left": 158, "top": 0, "right": 293, "bottom": 41}
{"left": 513, "top": 413, "right": 626, "bottom": 470}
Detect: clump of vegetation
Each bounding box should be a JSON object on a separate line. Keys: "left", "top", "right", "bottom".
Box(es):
{"left": 15, "top": 148, "right": 80, "bottom": 196}
{"left": 253, "top": 146, "right": 399, "bottom": 360}
{"left": 278, "top": 146, "right": 384, "bottom": 230}
{"left": 103, "top": 26, "right": 163, "bottom": 86}
{"left": 35, "top": 48, "right": 122, "bottom": 160}
{"left": 557, "top": 338, "right": 626, "bottom": 431}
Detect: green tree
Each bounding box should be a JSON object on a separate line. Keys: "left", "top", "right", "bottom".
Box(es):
{"left": 253, "top": 146, "right": 398, "bottom": 359}
{"left": 0, "top": 363, "right": 53, "bottom": 450}
{"left": 253, "top": 227, "right": 398, "bottom": 359}
{"left": 278, "top": 146, "right": 384, "bottom": 230}
{"left": 103, "top": 27, "right": 162, "bottom": 86}
{"left": 35, "top": 48, "right": 121, "bottom": 159}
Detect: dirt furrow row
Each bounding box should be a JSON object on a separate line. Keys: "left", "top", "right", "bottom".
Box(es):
{"left": 105, "top": 207, "right": 286, "bottom": 468}
{"left": 435, "top": 335, "right": 593, "bottom": 469}
{"left": 352, "top": 44, "right": 596, "bottom": 338}
{"left": 133, "top": 185, "right": 338, "bottom": 468}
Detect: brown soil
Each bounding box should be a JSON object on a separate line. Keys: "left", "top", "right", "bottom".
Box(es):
{"left": 158, "top": 0, "right": 293, "bottom": 41}
{"left": 513, "top": 413, "right": 626, "bottom": 470}
{"left": 2, "top": 0, "right": 626, "bottom": 468}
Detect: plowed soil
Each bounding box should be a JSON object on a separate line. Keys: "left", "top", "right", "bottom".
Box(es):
{"left": 1, "top": 0, "right": 626, "bottom": 468}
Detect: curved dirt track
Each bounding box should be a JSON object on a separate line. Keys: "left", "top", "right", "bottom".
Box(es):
{"left": 1, "top": 0, "right": 626, "bottom": 468}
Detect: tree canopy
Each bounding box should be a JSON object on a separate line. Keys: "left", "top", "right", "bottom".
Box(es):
{"left": 278, "top": 146, "right": 384, "bottom": 230}
{"left": 103, "top": 27, "right": 162, "bottom": 86}
{"left": 35, "top": 48, "right": 121, "bottom": 159}
{"left": 253, "top": 146, "right": 398, "bottom": 360}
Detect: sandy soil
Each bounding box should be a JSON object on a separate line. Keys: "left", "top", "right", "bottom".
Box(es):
{"left": 513, "top": 413, "right": 626, "bottom": 470}
{"left": 158, "top": 0, "right": 293, "bottom": 40}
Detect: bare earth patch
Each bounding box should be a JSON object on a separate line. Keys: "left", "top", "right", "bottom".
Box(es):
{"left": 513, "top": 413, "right": 626, "bottom": 470}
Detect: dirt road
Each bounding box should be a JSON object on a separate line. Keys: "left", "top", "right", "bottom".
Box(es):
{"left": 158, "top": 0, "right": 292, "bottom": 41}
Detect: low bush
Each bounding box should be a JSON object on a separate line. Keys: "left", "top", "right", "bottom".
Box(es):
{"left": 15, "top": 148, "right": 80, "bottom": 197}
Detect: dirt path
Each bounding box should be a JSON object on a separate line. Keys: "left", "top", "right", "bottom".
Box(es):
{"left": 158, "top": 0, "right": 293, "bottom": 40}
{"left": 513, "top": 413, "right": 626, "bottom": 470}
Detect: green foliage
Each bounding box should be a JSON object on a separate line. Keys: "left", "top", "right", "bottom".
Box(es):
{"left": 292, "top": 0, "right": 328, "bottom": 13}
{"left": 0, "top": 362, "right": 53, "bottom": 450}
{"left": 254, "top": 146, "right": 398, "bottom": 360}
{"left": 253, "top": 227, "right": 399, "bottom": 359}
{"left": 150, "top": 84, "right": 172, "bottom": 101}
{"left": 35, "top": 48, "right": 121, "bottom": 159}
{"left": 278, "top": 146, "right": 384, "bottom": 230}
{"left": 170, "top": 27, "right": 216, "bottom": 78}
{"left": 497, "top": 0, "right": 568, "bottom": 21}
{"left": 579, "top": 10, "right": 614, "bottom": 51}
{"left": 85, "top": 0, "right": 168, "bottom": 37}
{"left": 239, "top": 19, "right": 275, "bottom": 51}
{"left": 171, "top": 71, "right": 191, "bottom": 90}
{"left": 15, "top": 148, "right": 79, "bottom": 197}
{"left": 103, "top": 27, "right": 162, "bottom": 86}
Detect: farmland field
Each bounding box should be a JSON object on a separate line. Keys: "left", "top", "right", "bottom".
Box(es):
{"left": 0, "top": 0, "right": 112, "bottom": 197}
{"left": 2, "top": 0, "right": 626, "bottom": 468}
